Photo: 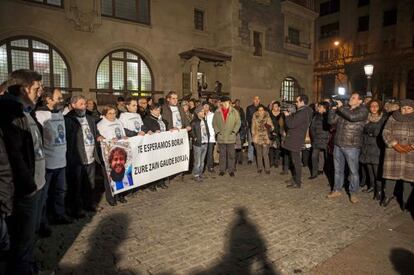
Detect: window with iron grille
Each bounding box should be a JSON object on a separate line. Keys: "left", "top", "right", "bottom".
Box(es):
{"left": 383, "top": 9, "right": 397, "bottom": 27}
{"left": 357, "top": 15, "right": 369, "bottom": 32}
{"left": 0, "top": 36, "right": 70, "bottom": 88}
{"left": 24, "top": 0, "right": 63, "bottom": 8}
{"left": 281, "top": 77, "right": 296, "bottom": 101}
{"left": 194, "top": 9, "right": 204, "bottom": 31}
{"left": 288, "top": 28, "right": 300, "bottom": 45}
{"left": 96, "top": 50, "right": 153, "bottom": 92}
{"left": 101, "top": 0, "right": 150, "bottom": 24}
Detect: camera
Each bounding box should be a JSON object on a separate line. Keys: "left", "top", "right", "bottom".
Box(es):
{"left": 280, "top": 101, "right": 296, "bottom": 114}
{"left": 330, "top": 95, "right": 348, "bottom": 107}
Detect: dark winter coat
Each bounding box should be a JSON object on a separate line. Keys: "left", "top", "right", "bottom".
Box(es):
{"left": 234, "top": 106, "right": 247, "bottom": 141}
{"left": 190, "top": 116, "right": 210, "bottom": 147}
{"left": 310, "top": 112, "right": 330, "bottom": 149}
{"left": 161, "top": 104, "right": 190, "bottom": 130}
{"left": 359, "top": 113, "right": 388, "bottom": 165}
{"left": 0, "top": 95, "right": 37, "bottom": 198}
{"left": 283, "top": 105, "right": 313, "bottom": 152}
{"left": 142, "top": 114, "right": 169, "bottom": 133}
{"left": 0, "top": 128, "right": 14, "bottom": 215}
{"left": 269, "top": 111, "right": 282, "bottom": 146}
{"left": 64, "top": 110, "right": 101, "bottom": 166}
{"left": 328, "top": 105, "right": 369, "bottom": 148}
{"left": 382, "top": 111, "right": 414, "bottom": 182}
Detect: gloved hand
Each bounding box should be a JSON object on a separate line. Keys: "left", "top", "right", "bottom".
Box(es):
{"left": 393, "top": 144, "right": 410, "bottom": 153}
{"left": 400, "top": 144, "right": 414, "bottom": 153}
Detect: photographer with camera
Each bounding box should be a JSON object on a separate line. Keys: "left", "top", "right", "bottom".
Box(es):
{"left": 327, "top": 92, "right": 369, "bottom": 203}
{"left": 282, "top": 95, "right": 313, "bottom": 189}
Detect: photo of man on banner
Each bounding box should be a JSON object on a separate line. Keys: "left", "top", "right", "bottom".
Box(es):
{"left": 108, "top": 146, "right": 133, "bottom": 192}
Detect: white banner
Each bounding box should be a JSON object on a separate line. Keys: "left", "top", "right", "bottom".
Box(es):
{"left": 101, "top": 129, "right": 190, "bottom": 195}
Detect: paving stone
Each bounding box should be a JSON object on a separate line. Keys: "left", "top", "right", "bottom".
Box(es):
{"left": 35, "top": 163, "right": 401, "bottom": 274}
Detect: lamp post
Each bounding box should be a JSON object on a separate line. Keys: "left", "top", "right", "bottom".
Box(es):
{"left": 364, "top": 64, "right": 374, "bottom": 97}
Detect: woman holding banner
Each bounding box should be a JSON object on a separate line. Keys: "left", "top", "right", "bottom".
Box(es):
{"left": 97, "top": 105, "right": 128, "bottom": 205}
{"left": 143, "top": 103, "right": 169, "bottom": 191}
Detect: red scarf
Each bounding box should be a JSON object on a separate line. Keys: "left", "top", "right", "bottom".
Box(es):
{"left": 221, "top": 107, "right": 230, "bottom": 122}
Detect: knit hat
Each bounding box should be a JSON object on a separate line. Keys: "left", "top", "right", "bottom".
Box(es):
{"left": 400, "top": 99, "right": 414, "bottom": 109}
{"left": 194, "top": 105, "right": 204, "bottom": 114}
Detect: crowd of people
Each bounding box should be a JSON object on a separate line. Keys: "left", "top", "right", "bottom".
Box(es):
{"left": 0, "top": 69, "right": 413, "bottom": 274}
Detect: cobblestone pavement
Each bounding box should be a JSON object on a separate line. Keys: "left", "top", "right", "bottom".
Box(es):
{"left": 36, "top": 163, "right": 402, "bottom": 275}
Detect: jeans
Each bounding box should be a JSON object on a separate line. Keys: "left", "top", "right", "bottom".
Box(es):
{"left": 254, "top": 143, "right": 270, "bottom": 172}
{"left": 218, "top": 143, "right": 236, "bottom": 173}
{"left": 206, "top": 142, "right": 215, "bottom": 170}
{"left": 289, "top": 150, "right": 302, "bottom": 185}
{"left": 192, "top": 144, "right": 208, "bottom": 177}
{"left": 42, "top": 167, "right": 66, "bottom": 224}
{"left": 7, "top": 191, "right": 42, "bottom": 274}
{"left": 333, "top": 145, "right": 360, "bottom": 193}
{"left": 311, "top": 148, "right": 327, "bottom": 177}
{"left": 67, "top": 162, "right": 96, "bottom": 214}
{"left": 247, "top": 131, "right": 254, "bottom": 162}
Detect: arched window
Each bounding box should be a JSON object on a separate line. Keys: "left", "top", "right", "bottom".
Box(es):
{"left": 0, "top": 36, "right": 71, "bottom": 88}
{"left": 281, "top": 77, "right": 302, "bottom": 101}
{"left": 96, "top": 50, "right": 153, "bottom": 92}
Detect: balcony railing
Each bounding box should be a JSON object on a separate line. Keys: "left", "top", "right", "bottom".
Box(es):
{"left": 285, "top": 37, "right": 311, "bottom": 49}
{"left": 281, "top": 0, "right": 316, "bottom": 11}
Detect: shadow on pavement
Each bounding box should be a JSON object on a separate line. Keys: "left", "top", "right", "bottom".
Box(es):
{"left": 390, "top": 248, "right": 414, "bottom": 275}
{"left": 56, "top": 213, "right": 133, "bottom": 275}
{"left": 195, "top": 207, "right": 279, "bottom": 275}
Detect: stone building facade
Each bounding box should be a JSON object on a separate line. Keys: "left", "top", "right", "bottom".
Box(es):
{"left": 0, "top": 0, "right": 317, "bottom": 106}
{"left": 314, "top": 0, "right": 414, "bottom": 100}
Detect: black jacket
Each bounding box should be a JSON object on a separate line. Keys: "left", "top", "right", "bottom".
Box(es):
{"left": 359, "top": 113, "right": 388, "bottom": 164}
{"left": 235, "top": 106, "right": 247, "bottom": 141}
{"left": 142, "top": 114, "right": 169, "bottom": 133}
{"left": 0, "top": 128, "right": 14, "bottom": 215}
{"left": 328, "top": 105, "right": 369, "bottom": 148}
{"left": 269, "top": 111, "right": 282, "bottom": 144}
{"left": 64, "top": 110, "right": 100, "bottom": 166}
{"left": 283, "top": 105, "right": 313, "bottom": 152}
{"left": 310, "top": 112, "right": 330, "bottom": 149}
{"left": 0, "top": 96, "right": 37, "bottom": 198}
{"left": 190, "top": 116, "right": 210, "bottom": 147}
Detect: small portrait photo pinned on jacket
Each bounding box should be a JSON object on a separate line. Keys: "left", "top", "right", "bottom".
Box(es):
{"left": 108, "top": 146, "right": 134, "bottom": 192}
{"left": 54, "top": 124, "right": 66, "bottom": 145}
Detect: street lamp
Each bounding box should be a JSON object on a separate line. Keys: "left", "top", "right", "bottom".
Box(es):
{"left": 338, "top": 87, "right": 346, "bottom": 96}
{"left": 364, "top": 64, "right": 374, "bottom": 96}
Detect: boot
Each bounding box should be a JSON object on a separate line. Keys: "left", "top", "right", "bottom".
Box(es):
{"left": 381, "top": 196, "right": 394, "bottom": 207}
{"left": 374, "top": 191, "right": 382, "bottom": 201}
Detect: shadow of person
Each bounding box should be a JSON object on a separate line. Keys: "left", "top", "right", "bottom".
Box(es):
{"left": 196, "top": 207, "right": 279, "bottom": 275}
{"left": 390, "top": 248, "right": 414, "bottom": 275}
{"left": 57, "top": 213, "right": 135, "bottom": 275}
